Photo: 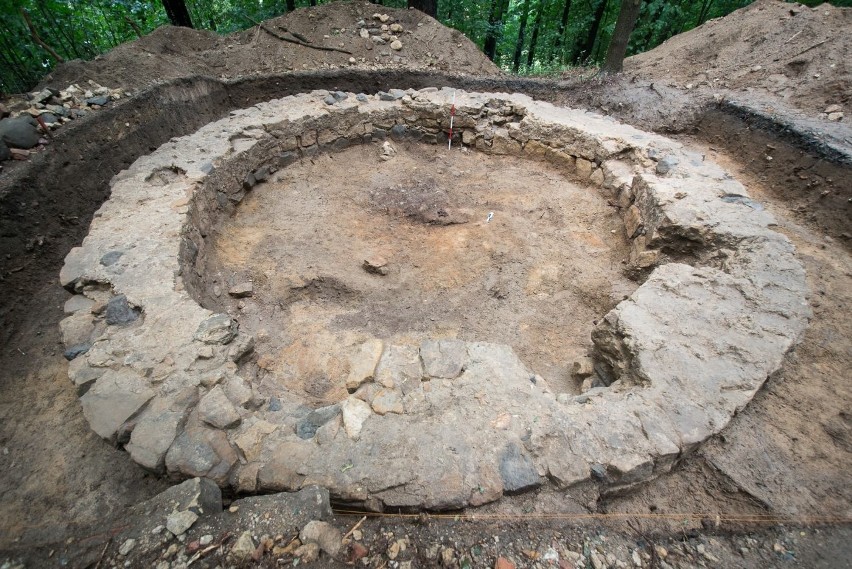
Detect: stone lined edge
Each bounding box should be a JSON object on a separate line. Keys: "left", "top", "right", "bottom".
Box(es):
{"left": 58, "top": 88, "right": 810, "bottom": 510}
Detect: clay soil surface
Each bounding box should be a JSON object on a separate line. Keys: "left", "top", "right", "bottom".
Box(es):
{"left": 201, "top": 143, "right": 634, "bottom": 404}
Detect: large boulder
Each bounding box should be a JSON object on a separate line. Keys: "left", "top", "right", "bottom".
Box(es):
{"left": 0, "top": 116, "right": 40, "bottom": 149}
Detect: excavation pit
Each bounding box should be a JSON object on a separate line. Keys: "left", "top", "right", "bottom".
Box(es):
{"left": 60, "top": 89, "right": 810, "bottom": 510}
{"left": 200, "top": 143, "right": 637, "bottom": 404}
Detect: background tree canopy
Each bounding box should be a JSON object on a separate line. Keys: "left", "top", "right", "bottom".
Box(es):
{"left": 1, "top": 0, "right": 850, "bottom": 94}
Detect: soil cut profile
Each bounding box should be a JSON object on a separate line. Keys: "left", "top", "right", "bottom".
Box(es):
{"left": 201, "top": 143, "right": 634, "bottom": 403}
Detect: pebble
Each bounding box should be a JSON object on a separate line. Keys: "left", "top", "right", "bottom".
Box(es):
{"left": 166, "top": 510, "right": 198, "bottom": 536}
{"left": 441, "top": 547, "right": 456, "bottom": 567}
{"left": 230, "top": 531, "right": 256, "bottom": 561}
{"left": 294, "top": 541, "right": 320, "bottom": 562}
{"left": 118, "top": 538, "right": 136, "bottom": 556}
{"left": 495, "top": 557, "right": 516, "bottom": 569}
{"left": 199, "top": 535, "right": 213, "bottom": 546}
{"left": 390, "top": 40, "right": 403, "bottom": 51}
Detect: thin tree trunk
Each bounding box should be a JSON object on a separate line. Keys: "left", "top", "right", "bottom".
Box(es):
{"left": 161, "top": 0, "right": 194, "bottom": 28}
{"left": 697, "top": 0, "right": 714, "bottom": 25}
{"left": 98, "top": 5, "right": 121, "bottom": 47}
{"left": 483, "top": 0, "right": 509, "bottom": 62}
{"left": 526, "top": 0, "right": 544, "bottom": 68}
{"left": 408, "top": 0, "right": 437, "bottom": 17}
{"left": 602, "top": 0, "right": 641, "bottom": 72}
{"left": 286, "top": 0, "right": 296, "bottom": 11}
{"left": 20, "top": 8, "right": 64, "bottom": 63}
{"left": 35, "top": 1, "right": 77, "bottom": 59}
{"left": 570, "top": 0, "right": 607, "bottom": 65}
{"left": 512, "top": 0, "right": 531, "bottom": 73}
{"left": 552, "top": 0, "right": 572, "bottom": 63}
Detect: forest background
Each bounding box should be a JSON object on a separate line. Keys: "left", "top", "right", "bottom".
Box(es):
{"left": 2, "top": 0, "right": 850, "bottom": 94}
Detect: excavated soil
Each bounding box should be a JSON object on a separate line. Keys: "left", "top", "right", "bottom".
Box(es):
{"left": 625, "top": 0, "right": 851, "bottom": 118}
{"left": 39, "top": 2, "right": 500, "bottom": 94}
{"left": 1, "top": 0, "right": 851, "bottom": 566}
{"left": 201, "top": 143, "right": 633, "bottom": 403}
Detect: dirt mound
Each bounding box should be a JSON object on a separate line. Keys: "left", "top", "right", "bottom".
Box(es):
{"left": 40, "top": 3, "right": 500, "bottom": 93}
{"left": 625, "top": 0, "right": 851, "bottom": 117}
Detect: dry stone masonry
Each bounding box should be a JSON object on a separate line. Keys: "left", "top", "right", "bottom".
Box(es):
{"left": 59, "top": 89, "right": 810, "bottom": 510}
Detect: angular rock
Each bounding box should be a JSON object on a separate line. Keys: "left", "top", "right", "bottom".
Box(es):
{"left": 228, "top": 282, "right": 253, "bottom": 297}
{"left": 63, "top": 344, "right": 91, "bottom": 361}
{"left": 166, "top": 510, "right": 198, "bottom": 536}
{"left": 623, "top": 204, "right": 644, "bottom": 238}
{"left": 105, "top": 294, "right": 140, "bottom": 325}
{"left": 59, "top": 311, "right": 94, "bottom": 347}
{"left": 230, "top": 530, "right": 256, "bottom": 561}
{"left": 346, "top": 339, "right": 383, "bottom": 390}
{"left": 64, "top": 294, "right": 94, "bottom": 314}
{"left": 499, "top": 442, "right": 541, "bottom": 493}
{"left": 80, "top": 369, "right": 154, "bottom": 442}
{"left": 0, "top": 116, "right": 39, "bottom": 149}
{"left": 362, "top": 255, "right": 389, "bottom": 275}
{"left": 300, "top": 520, "right": 342, "bottom": 557}
{"left": 118, "top": 538, "right": 136, "bottom": 556}
{"left": 371, "top": 388, "right": 404, "bottom": 415}
{"left": 295, "top": 404, "right": 340, "bottom": 439}
{"left": 85, "top": 95, "right": 109, "bottom": 106}
{"left": 375, "top": 344, "right": 422, "bottom": 390}
{"left": 341, "top": 397, "right": 372, "bottom": 439}
{"left": 126, "top": 392, "right": 196, "bottom": 472}
{"left": 420, "top": 339, "right": 467, "bottom": 379}
{"left": 198, "top": 386, "right": 242, "bottom": 429}
{"left": 576, "top": 157, "right": 593, "bottom": 179}
{"left": 194, "top": 313, "right": 237, "bottom": 345}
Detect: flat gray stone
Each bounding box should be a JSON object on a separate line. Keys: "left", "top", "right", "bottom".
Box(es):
{"left": 80, "top": 369, "right": 154, "bottom": 442}
{"left": 420, "top": 339, "right": 468, "bottom": 379}
{"left": 499, "top": 442, "right": 541, "bottom": 493}
{"left": 295, "top": 404, "right": 340, "bottom": 439}
{"left": 105, "top": 295, "right": 139, "bottom": 325}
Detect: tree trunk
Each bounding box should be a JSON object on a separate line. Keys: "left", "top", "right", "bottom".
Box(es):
{"left": 697, "top": 0, "right": 714, "bottom": 26}
{"left": 526, "top": 1, "right": 543, "bottom": 68}
{"left": 483, "top": 0, "right": 509, "bottom": 62}
{"left": 161, "top": 0, "right": 194, "bottom": 28}
{"left": 602, "top": 0, "right": 640, "bottom": 72}
{"left": 552, "top": 0, "right": 572, "bottom": 63}
{"left": 408, "top": 0, "right": 438, "bottom": 18}
{"left": 286, "top": 0, "right": 296, "bottom": 11}
{"left": 570, "top": 0, "right": 607, "bottom": 65}
{"left": 512, "top": 0, "right": 531, "bottom": 73}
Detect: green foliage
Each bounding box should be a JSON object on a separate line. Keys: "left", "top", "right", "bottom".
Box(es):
{"left": 1, "top": 0, "right": 849, "bottom": 94}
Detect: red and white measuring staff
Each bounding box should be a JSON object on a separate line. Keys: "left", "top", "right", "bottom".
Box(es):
{"left": 447, "top": 90, "right": 456, "bottom": 150}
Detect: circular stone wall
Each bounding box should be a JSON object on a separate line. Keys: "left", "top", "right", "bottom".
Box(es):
{"left": 59, "top": 89, "right": 810, "bottom": 510}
